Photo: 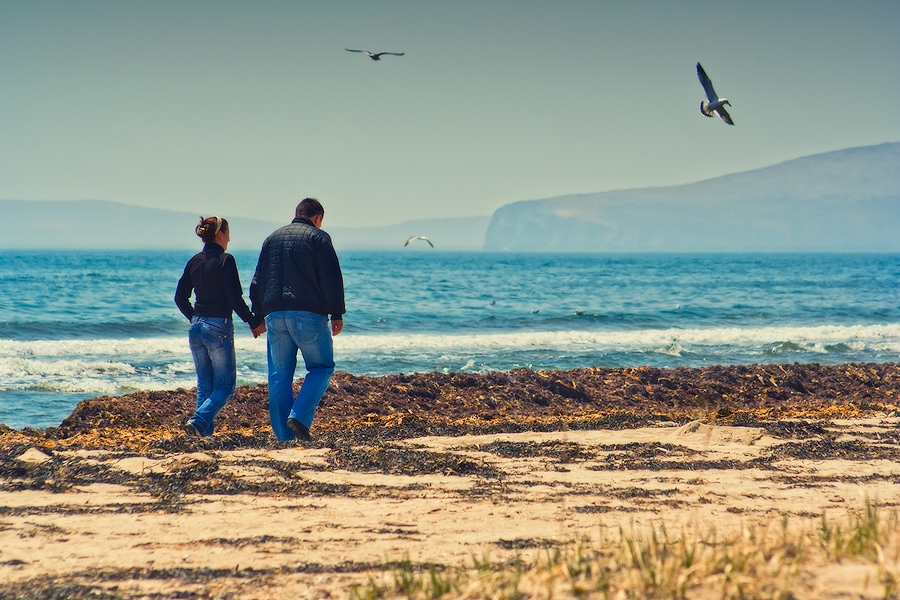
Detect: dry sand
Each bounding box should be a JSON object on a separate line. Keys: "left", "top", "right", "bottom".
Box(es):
{"left": 1, "top": 364, "right": 899, "bottom": 598}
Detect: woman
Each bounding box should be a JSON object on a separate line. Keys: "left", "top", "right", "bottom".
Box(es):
{"left": 174, "top": 216, "right": 265, "bottom": 437}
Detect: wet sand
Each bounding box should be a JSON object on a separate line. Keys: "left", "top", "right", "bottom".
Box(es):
{"left": 1, "top": 363, "right": 899, "bottom": 598}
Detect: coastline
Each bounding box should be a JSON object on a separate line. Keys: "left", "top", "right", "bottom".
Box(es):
{"left": 2, "top": 362, "right": 899, "bottom": 598}
{"left": 3, "top": 362, "right": 898, "bottom": 452}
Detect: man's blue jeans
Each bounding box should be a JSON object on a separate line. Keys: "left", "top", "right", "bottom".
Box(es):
{"left": 265, "top": 310, "right": 335, "bottom": 441}
{"left": 187, "top": 316, "right": 236, "bottom": 436}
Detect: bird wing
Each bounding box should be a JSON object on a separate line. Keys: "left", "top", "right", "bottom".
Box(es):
{"left": 696, "top": 63, "right": 719, "bottom": 102}
{"left": 716, "top": 106, "right": 735, "bottom": 125}
{"left": 405, "top": 235, "right": 433, "bottom": 247}
{"left": 346, "top": 49, "right": 365, "bottom": 53}
{"left": 381, "top": 52, "right": 405, "bottom": 56}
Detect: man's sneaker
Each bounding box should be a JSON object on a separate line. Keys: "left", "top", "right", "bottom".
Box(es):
{"left": 287, "top": 417, "right": 313, "bottom": 442}
{"left": 184, "top": 422, "right": 202, "bottom": 437}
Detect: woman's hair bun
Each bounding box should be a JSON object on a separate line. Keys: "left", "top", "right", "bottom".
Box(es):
{"left": 195, "top": 216, "right": 224, "bottom": 242}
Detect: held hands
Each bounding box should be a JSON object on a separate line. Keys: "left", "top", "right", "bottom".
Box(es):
{"left": 251, "top": 322, "right": 267, "bottom": 338}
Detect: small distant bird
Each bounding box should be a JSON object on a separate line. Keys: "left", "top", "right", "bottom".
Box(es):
{"left": 346, "top": 49, "right": 405, "bottom": 61}
{"left": 696, "top": 62, "right": 734, "bottom": 125}
{"left": 405, "top": 235, "right": 434, "bottom": 248}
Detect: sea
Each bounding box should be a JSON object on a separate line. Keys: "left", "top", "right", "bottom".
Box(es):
{"left": 1, "top": 251, "right": 898, "bottom": 430}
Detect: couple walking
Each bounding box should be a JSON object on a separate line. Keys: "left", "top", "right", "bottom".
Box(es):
{"left": 174, "top": 198, "right": 345, "bottom": 442}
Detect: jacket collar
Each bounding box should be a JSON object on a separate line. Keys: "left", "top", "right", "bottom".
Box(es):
{"left": 203, "top": 242, "right": 225, "bottom": 253}
{"left": 292, "top": 217, "right": 315, "bottom": 226}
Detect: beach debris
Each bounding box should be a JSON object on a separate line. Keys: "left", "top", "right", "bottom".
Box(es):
{"left": 113, "top": 452, "right": 215, "bottom": 475}
{"left": 697, "top": 62, "right": 735, "bottom": 125}
{"left": 15, "top": 447, "right": 52, "bottom": 465}
{"left": 4, "top": 363, "right": 898, "bottom": 455}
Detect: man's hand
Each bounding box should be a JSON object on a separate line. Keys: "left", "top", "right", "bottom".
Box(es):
{"left": 331, "top": 318, "right": 343, "bottom": 336}
{"left": 251, "top": 322, "right": 267, "bottom": 338}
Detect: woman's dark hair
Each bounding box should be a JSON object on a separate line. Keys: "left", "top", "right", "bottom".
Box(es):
{"left": 195, "top": 216, "right": 228, "bottom": 243}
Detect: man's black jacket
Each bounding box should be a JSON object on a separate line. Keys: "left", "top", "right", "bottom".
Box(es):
{"left": 250, "top": 217, "right": 346, "bottom": 319}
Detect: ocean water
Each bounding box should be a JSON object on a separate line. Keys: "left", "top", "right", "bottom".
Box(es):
{"left": 1, "top": 251, "right": 898, "bottom": 429}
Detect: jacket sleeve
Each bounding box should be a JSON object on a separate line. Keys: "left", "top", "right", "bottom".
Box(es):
{"left": 316, "top": 234, "right": 346, "bottom": 318}
{"left": 222, "top": 254, "right": 262, "bottom": 328}
{"left": 249, "top": 241, "right": 267, "bottom": 317}
{"left": 174, "top": 265, "right": 195, "bottom": 321}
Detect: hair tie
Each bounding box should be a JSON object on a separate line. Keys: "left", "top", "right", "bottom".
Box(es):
{"left": 196, "top": 216, "right": 222, "bottom": 238}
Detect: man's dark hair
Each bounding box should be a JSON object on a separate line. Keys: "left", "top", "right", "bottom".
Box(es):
{"left": 295, "top": 198, "right": 325, "bottom": 219}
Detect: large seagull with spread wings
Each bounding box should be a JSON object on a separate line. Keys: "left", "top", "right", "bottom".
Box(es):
{"left": 405, "top": 235, "right": 434, "bottom": 248}
{"left": 346, "top": 49, "right": 405, "bottom": 61}
{"left": 696, "top": 62, "right": 734, "bottom": 125}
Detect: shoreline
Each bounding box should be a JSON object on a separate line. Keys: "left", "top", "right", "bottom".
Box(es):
{"left": 2, "top": 362, "right": 899, "bottom": 598}
{"left": 3, "top": 362, "right": 898, "bottom": 452}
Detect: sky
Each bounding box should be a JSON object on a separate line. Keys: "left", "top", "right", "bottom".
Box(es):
{"left": 1, "top": 1, "right": 898, "bottom": 228}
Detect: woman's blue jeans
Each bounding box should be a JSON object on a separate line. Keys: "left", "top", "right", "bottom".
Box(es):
{"left": 265, "top": 310, "right": 335, "bottom": 441}
{"left": 187, "top": 316, "right": 236, "bottom": 436}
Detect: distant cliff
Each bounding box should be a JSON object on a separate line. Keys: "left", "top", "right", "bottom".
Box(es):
{"left": 484, "top": 142, "right": 900, "bottom": 252}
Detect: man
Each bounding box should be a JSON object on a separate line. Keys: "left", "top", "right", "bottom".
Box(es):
{"left": 250, "top": 198, "right": 345, "bottom": 442}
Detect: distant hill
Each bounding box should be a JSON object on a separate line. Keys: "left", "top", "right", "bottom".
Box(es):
{"left": 484, "top": 142, "right": 900, "bottom": 252}
{"left": 0, "top": 199, "right": 489, "bottom": 251}
{"left": 0, "top": 200, "right": 283, "bottom": 250}
{"left": 3, "top": 143, "right": 896, "bottom": 253}
{"left": 331, "top": 216, "right": 490, "bottom": 251}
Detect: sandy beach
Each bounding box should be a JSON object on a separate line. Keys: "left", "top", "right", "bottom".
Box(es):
{"left": 2, "top": 363, "right": 899, "bottom": 599}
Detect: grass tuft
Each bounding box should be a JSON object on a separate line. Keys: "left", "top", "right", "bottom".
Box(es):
{"left": 355, "top": 501, "right": 899, "bottom": 599}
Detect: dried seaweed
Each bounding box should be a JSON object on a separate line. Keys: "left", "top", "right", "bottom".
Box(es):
{"left": 5, "top": 363, "right": 896, "bottom": 454}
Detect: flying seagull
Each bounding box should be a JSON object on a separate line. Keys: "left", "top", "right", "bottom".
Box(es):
{"left": 404, "top": 235, "right": 434, "bottom": 248}
{"left": 696, "top": 62, "right": 734, "bottom": 125}
{"left": 346, "top": 49, "right": 405, "bottom": 61}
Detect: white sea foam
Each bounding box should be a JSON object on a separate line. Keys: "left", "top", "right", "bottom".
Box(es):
{"left": 0, "top": 336, "right": 272, "bottom": 394}
{"left": 0, "top": 337, "right": 188, "bottom": 358}
{"left": 2, "top": 324, "right": 899, "bottom": 364}
{"left": 2, "top": 323, "right": 898, "bottom": 394}
{"left": 0, "top": 356, "right": 137, "bottom": 378}
{"left": 0, "top": 336, "right": 266, "bottom": 360}
{"left": 28, "top": 378, "right": 124, "bottom": 395}
{"left": 334, "top": 323, "right": 900, "bottom": 354}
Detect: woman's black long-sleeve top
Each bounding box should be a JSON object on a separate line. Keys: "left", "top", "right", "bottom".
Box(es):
{"left": 174, "top": 243, "right": 262, "bottom": 328}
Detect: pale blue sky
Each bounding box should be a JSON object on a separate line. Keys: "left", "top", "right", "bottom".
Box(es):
{"left": 2, "top": 1, "right": 898, "bottom": 227}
